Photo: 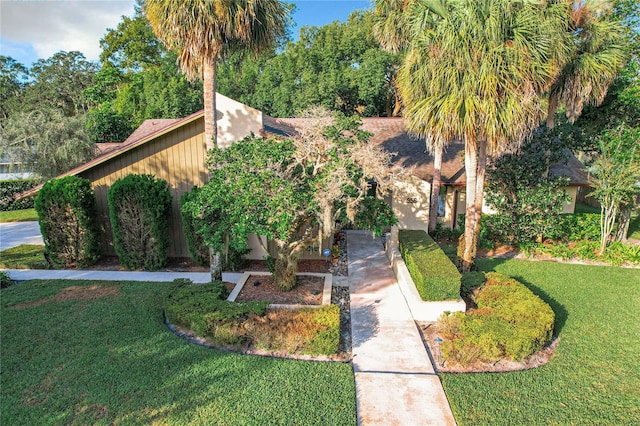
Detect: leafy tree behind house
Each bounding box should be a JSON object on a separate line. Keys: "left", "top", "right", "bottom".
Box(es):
{"left": 183, "top": 111, "right": 401, "bottom": 290}
{"left": 485, "top": 129, "right": 571, "bottom": 244}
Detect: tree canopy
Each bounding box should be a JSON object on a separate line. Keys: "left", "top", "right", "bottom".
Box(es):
{"left": 182, "top": 110, "right": 401, "bottom": 290}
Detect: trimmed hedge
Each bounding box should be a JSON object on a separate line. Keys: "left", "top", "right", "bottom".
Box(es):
{"left": 108, "top": 174, "right": 172, "bottom": 270}
{"left": 34, "top": 176, "right": 100, "bottom": 267}
{"left": 440, "top": 272, "right": 555, "bottom": 364}
{"left": 180, "top": 187, "right": 209, "bottom": 266}
{"left": 399, "top": 229, "right": 461, "bottom": 301}
{"left": 0, "top": 178, "right": 40, "bottom": 211}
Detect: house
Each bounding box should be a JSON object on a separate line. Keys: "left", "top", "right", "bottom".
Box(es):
{"left": 282, "top": 117, "right": 590, "bottom": 231}
{"left": 22, "top": 98, "right": 589, "bottom": 261}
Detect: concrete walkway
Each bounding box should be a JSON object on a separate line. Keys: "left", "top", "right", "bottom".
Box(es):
{"left": 348, "top": 230, "right": 456, "bottom": 426}
{"left": 0, "top": 221, "right": 43, "bottom": 251}
{"left": 5, "top": 269, "right": 244, "bottom": 284}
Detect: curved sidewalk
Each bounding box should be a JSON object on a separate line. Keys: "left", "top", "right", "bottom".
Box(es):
{"left": 347, "top": 230, "right": 456, "bottom": 426}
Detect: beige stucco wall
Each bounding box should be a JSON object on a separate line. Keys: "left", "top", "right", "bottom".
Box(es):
{"left": 391, "top": 176, "right": 431, "bottom": 231}
{"left": 216, "top": 93, "right": 263, "bottom": 148}
{"left": 562, "top": 186, "right": 578, "bottom": 214}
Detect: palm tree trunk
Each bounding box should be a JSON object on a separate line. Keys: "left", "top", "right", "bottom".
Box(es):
{"left": 471, "top": 140, "right": 487, "bottom": 259}
{"left": 462, "top": 140, "right": 478, "bottom": 271}
{"left": 428, "top": 144, "right": 443, "bottom": 233}
{"left": 546, "top": 93, "right": 559, "bottom": 130}
{"left": 204, "top": 57, "right": 221, "bottom": 279}
{"left": 203, "top": 57, "right": 217, "bottom": 150}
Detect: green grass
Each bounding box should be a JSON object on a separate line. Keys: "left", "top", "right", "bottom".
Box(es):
{"left": 441, "top": 259, "right": 640, "bottom": 425}
{"left": 0, "top": 244, "right": 47, "bottom": 269}
{"left": 1, "top": 280, "right": 356, "bottom": 425}
{"left": 0, "top": 208, "right": 38, "bottom": 222}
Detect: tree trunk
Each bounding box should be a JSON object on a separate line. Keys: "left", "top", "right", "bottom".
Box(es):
{"left": 273, "top": 243, "right": 301, "bottom": 291}
{"left": 428, "top": 144, "right": 443, "bottom": 234}
{"left": 462, "top": 140, "right": 478, "bottom": 271}
{"left": 546, "top": 93, "right": 558, "bottom": 130}
{"left": 204, "top": 57, "right": 221, "bottom": 279}
{"left": 203, "top": 57, "right": 217, "bottom": 150}
{"left": 471, "top": 140, "right": 487, "bottom": 260}
{"left": 615, "top": 206, "right": 631, "bottom": 241}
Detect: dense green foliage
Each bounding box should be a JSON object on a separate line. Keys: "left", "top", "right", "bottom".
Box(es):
{"left": 485, "top": 130, "right": 572, "bottom": 244}
{"left": 1, "top": 109, "right": 96, "bottom": 179}
{"left": 179, "top": 187, "right": 210, "bottom": 266}
{"left": 440, "top": 272, "right": 555, "bottom": 363}
{"left": 184, "top": 112, "right": 399, "bottom": 290}
{"left": 441, "top": 259, "right": 640, "bottom": 425}
{"left": 218, "top": 10, "right": 400, "bottom": 117}
{"left": 0, "top": 178, "right": 39, "bottom": 211}
{"left": 398, "top": 230, "right": 461, "bottom": 300}
{"left": 524, "top": 240, "right": 640, "bottom": 266}
{"left": 107, "top": 174, "right": 171, "bottom": 270}
{"left": 164, "top": 279, "right": 340, "bottom": 356}
{"left": 0, "top": 279, "right": 357, "bottom": 425}
{"left": 35, "top": 176, "right": 100, "bottom": 267}
{"left": 34, "top": 176, "right": 99, "bottom": 267}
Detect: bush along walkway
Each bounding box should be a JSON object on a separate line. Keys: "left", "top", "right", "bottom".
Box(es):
{"left": 347, "top": 230, "right": 456, "bottom": 425}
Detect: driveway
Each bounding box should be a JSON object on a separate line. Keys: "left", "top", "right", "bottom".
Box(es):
{"left": 0, "top": 221, "right": 44, "bottom": 251}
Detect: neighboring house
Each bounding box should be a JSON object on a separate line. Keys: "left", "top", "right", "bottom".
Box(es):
{"left": 22, "top": 98, "right": 589, "bottom": 260}
{"left": 0, "top": 158, "right": 34, "bottom": 180}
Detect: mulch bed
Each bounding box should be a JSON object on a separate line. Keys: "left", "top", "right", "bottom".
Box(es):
{"left": 235, "top": 274, "right": 325, "bottom": 305}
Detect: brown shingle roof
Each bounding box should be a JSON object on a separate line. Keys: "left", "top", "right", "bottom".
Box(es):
{"left": 123, "top": 119, "right": 181, "bottom": 144}
{"left": 282, "top": 117, "right": 589, "bottom": 186}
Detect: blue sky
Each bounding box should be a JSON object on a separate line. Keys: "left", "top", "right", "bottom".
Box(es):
{"left": 0, "top": 0, "right": 371, "bottom": 68}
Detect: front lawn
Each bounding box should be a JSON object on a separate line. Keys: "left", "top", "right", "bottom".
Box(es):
{"left": 0, "top": 244, "right": 47, "bottom": 269}
{"left": 0, "top": 208, "right": 38, "bottom": 222}
{"left": 442, "top": 259, "right": 640, "bottom": 425}
{"left": 0, "top": 279, "right": 356, "bottom": 425}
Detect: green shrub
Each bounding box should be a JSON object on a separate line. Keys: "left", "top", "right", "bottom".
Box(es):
{"left": 460, "top": 271, "right": 486, "bottom": 299}
{"left": 164, "top": 279, "right": 340, "bottom": 356}
{"left": 0, "top": 178, "right": 40, "bottom": 211}
{"left": 0, "top": 271, "right": 13, "bottom": 288}
{"left": 164, "top": 279, "right": 268, "bottom": 348}
{"left": 180, "top": 187, "right": 209, "bottom": 266}
{"left": 34, "top": 176, "right": 100, "bottom": 267}
{"left": 399, "top": 230, "right": 461, "bottom": 301}
{"left": 440, "top": 272, "right": 555, "bottom": 364}
{"left": 108, "top": 174, "right": 172, "bottom": 270}
{"left": 555, "top": 213, "right": 600, "bottom": 242}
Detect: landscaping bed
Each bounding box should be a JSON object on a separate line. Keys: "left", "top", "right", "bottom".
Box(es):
{"left": 236, "top": 274, "right": 324, "bottom": 305}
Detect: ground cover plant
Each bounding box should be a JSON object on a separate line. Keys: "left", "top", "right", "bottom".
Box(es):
{"left": 441, "top": 259, "right": 640, "bottom": 425}
{"left": 0, "top": 244, "right": 47, "bottom": 269}
{"left": 439, "top": 272, "right": 554, "bottom": 364}
{"left": 0, "top": 208, "right": 38, "bottom": 222}
{"left": 0, "top": 279, "right": 356, "bottom": 425}
{"left": 165, "top": 279, "right": 341, "bottom": 356}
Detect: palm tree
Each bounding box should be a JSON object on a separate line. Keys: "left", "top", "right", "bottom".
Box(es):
{"left": 546, "top": 0, "right": 626, "bottom": 129}
{"left": 395, "top": 0, "right": 568, "bottom": 270}
{"left": 145, "top": 0, "right": 288, "bottom": 150}
{"left": 374, "top": 0, "right": 446, "bottom": 233}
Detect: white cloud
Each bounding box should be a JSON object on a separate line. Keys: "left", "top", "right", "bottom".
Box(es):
{"left": 0, "top": 0, "right": 135, "bottom": 62}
